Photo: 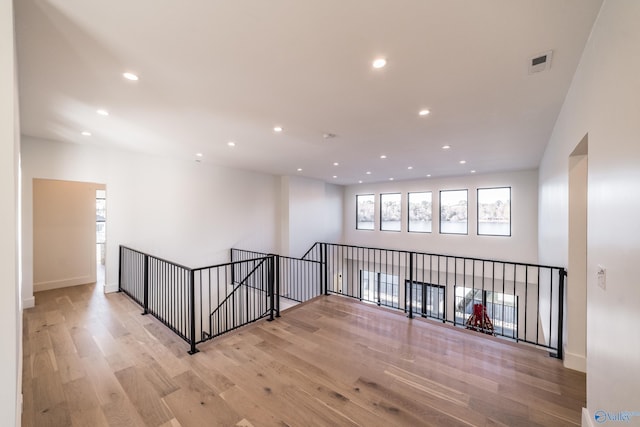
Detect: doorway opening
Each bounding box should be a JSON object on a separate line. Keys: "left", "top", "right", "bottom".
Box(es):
{"left": 566, "top": 134, "right": 588, "bottom": 372}
{"left": 96, "top": 189, "right": 106, "bottom": 286}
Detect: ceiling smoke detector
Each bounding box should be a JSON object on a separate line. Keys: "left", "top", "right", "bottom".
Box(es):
{"left": 529, "top": 50, "right": 553, "bottom": 74}
{"left": 323, "top": 133, "right": 337, "bottom": 139}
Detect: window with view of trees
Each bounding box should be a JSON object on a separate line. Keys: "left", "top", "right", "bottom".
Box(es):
{"left": 380, "top": 193, "right": 401, "bottom": 231}
{"left": 356, "top": 194, "right": 375, "bottom": 230}
{"left": 408, "top": 192, "right": 432, "bottom": 233}
{"left": 477, "top": 187, "right": 511, "bottom": 236}
{"left": 440, "top": 190, "right": 467, "bottom": 234}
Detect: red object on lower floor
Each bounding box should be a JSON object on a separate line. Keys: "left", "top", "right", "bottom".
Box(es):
{"left": 466, "top": 303, "right": 494, "bottom": 334}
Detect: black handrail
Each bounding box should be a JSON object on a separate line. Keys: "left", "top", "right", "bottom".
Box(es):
{"left": 232, "top": 248, "right": 324, "bottom": 303}
{"left": 119, "top": 246, "right": 277, "bottom": 354}
{"left": 120, "top": 242, "right": 566, "bottom": 359}
{"left": 311, "top": 241, "right": 564, "bottom": 271}
{"left": 302, "top": 241, "right": 566, "bottom": 358}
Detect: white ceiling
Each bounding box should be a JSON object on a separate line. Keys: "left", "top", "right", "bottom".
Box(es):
{"left": 15, "top": 0, "right": 603, "bottom": 184}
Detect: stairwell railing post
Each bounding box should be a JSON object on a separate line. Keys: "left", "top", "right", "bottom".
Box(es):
{"left": 230, "top": 249, "right": 235, "bottom": 284}
{"left": 275, "top": 255, "right": 281, "bottom": 318}
{"left": 322, "top": 243, "right": 329, "bottom": 295}
{"left": 268, "top": 255, "right": 275, "bottom": 321}
{"left": 188, "top": 269, "right": 199, "bottom": 354}
{"left": 407, "top": 252, "right": 414, "bottom": 319}
{"left": 142, "top": 254, "right": 149, "bottom": 315}
{"left": 118, "top": 245, "right": 123, "bottom": 292}
{"left": 555, "top": 268, "right": 566, "bottom": 359}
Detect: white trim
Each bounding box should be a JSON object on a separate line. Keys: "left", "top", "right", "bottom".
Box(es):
{"left": 563, "top": 350, "right": 587, "bottom": 373}
{"left": 583, "top": 407, "right": 594, "bottom": 427}
{"left": 22, "top": 296, "right": 34, "bottom": 309}
{"left": 104, "top": 282, "right": 119, "bottom": 294}
{"left": 34, "top": 276, "right": 94, "bottom": 292}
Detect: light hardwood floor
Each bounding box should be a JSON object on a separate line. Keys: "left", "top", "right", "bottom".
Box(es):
{"left": 22, "top": 283, "right": 585, "bottom": 426}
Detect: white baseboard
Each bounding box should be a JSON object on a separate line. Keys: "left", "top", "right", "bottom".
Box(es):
{"left": 564, "top": 351, "right": 587, "bottom": 372}
{"left": 34, "top": 275, "right": 94, "bottom": 292}
{"left": 583, "top": 408, "right": 594, "bottom": 427}
{"left": 104, "top": 282, "right": 119, "bottom": 293}
{"left": 22, "top": 296, "right": 35, "bottom": 309}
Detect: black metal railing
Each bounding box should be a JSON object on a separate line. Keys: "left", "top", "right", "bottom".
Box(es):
{"left": 302, "top": 242, "right": 566, "bottom": 358}
{"left": 231, "top": 249, "right": 324, "bottom": 306}
{"left": 121, "top": 243, "right": 565, "bottom": 358}
{"left": 200, "top": 256, "right": 274, "bottom": 342}
{"left": 119, "top": 246, "right": 276, "bottom": 354}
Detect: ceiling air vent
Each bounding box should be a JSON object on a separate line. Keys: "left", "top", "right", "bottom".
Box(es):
{"left": 529, "top": 50, "right": 553, "bottom": 74}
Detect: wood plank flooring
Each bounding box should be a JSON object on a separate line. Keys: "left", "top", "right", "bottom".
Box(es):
{"left": 22, "top": 283, "right": 586, "bottom": 426}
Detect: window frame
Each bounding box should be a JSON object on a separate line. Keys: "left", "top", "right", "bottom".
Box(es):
{"left": 477, "top": 186, "right": 511, "bottom": 237}
{"left": 439, "top": 189, "right": 468, "bottom": 235}
{"left": 407, "top": 191, "right": 432, "bottom": 233}
{"left": 407, "top": 280, "right": 446, "bottom": 321}
{"left": 355, "top": 194, "right": 375, "bottom": 231}
{"left": 360, "top": 270, "right": 400, "bottom": 309}
{"left": 379, "top": 192, "right": 402, "bottom": 232}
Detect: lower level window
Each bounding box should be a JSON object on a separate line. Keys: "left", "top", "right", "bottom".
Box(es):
{"left": 360, "top": 270, "right": 399, "bottom": 308}
{"left": 407, "top": 281, "right": 445, "bottom": 320}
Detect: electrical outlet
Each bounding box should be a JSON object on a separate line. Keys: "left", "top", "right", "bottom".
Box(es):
{"left": 597, "top": 266, "right": 606, "bottom": 290}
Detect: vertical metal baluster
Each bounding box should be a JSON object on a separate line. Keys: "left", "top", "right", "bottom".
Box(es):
{"left": 142, "top": 254, "right": 149, "bottom": 315}
{"left": 548, "top": 267, "right": 553, "bottom": 350}
{"left": 536, "top": 267, "right": 541, "bottom": 346}
{"left": 524, "top": 266, "right": 528, "bottom": 343}
{"left": 276, "top": 255, "right": 280, "bottom": 317}
{"left": 188, "top": 269, "right": 198, "bottom": 354}
{"left": 407, "top": 252, "right": 413, "bottom": 319}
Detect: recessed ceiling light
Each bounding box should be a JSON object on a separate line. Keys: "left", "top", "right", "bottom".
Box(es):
{"left": 459, "top": 160, "right": 466, "bottom": 164}
{"left": 297, "top": 168, "right": 302, "bottom": 172}
{"left": 332, "top": 175, "right": 338, "bottom": 179}
{"left": 81, "top": 131, "right": 91, "bottom": 136}
{"left": 470, "top": 170, "right": 476, "bottom": 173}
{"left": 333, "top": 162, "right": 339, "bottom": 166}
{"left": 407, "top": 166, "right": 413, "bottom": 170}
{"left": 372, "top": 58, "right": 387, "bottom": 69}
{"left": 389, "top": 178, "right": 394, "bottom": 181}
{"left": 426, "top": 174, "right": 432, "bottom": 177}
{"left": 366, "top": 171, "right": 372, "bottom": 175}
{"left": 442, "top": 145, "right": 451, "bottom": 150}
{"left": 358, "top": 180, "right": 363, "bottom": 184}
{"left": 380, "top": 155, "right": 387, "bottom": 159}
{"left": 227, "top": 141, "right": 236, "bottom": 147}
{"left": 273, "top": 126, "right": 283, "bottom": 132}
{"left": 123, "top": 72, "right": 139, "bottom": 81}
{"left": 196, "top": 153, "right": 203, "bottom": 157}
{"left": 96, "top": 109, "right": 109, "bottom": 116}
{"left": 419, "top": 109, "right": 430, "bottom": 116}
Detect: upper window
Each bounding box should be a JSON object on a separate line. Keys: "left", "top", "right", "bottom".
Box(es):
{"left": 356, "top": 194, "right": 375, "bottom": 230}
{"left": 408, "top": 192, "right": 432, "bottom": 233}
{"left": 477, "top": 187, "right": 511, "bottom": 236}
{"left": 380, "top": 193, "right": 401, "bottom": 231}
{"left": 440, "top": 190, "right": 468, "bottom": 234}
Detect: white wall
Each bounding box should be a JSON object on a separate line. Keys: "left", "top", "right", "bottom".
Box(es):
{"left": 280, "top": 175, "right": 343, "bottom": 257}
{"left": 538, "top": 0, "right": 640, "bottom": 421}
{"left": 344, "top": 170, "right": 539, "bottom": 264}
{"left": 21, "top": 137, "right": 281, "bottom": 299}
{"left": 0, "top": 0, "right": 20, "bottom": 423}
